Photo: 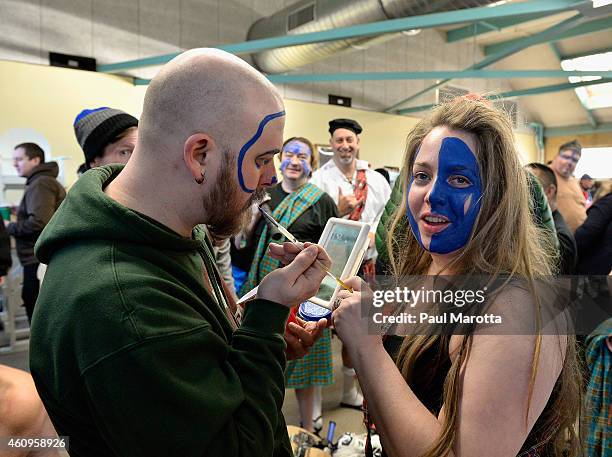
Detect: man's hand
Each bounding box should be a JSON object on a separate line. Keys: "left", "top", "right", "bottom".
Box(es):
{"left": 337, "top": 187, "right": 363, "bottom": 217}
{"left": 285, "top": 316, "right": 328, "bottom": 360}
{"left": 258, "top": 243, "right": 331, "bottom": 308}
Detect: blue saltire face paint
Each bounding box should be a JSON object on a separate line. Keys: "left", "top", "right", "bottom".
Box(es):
{"left": 237, "top": 110, "right": 286, "bottom": 193}
{"left": 280, "top": 140, "right": 312, "bottom": 178}
{"left": 406, "top": 137, "right": 482, "bottom": 254}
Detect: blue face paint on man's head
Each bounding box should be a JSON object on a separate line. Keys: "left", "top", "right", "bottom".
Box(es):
{"left": 406, "top": 137, "right": 482, "bottom": 255}
{"left": 237, "top": 110, "right": 285, "bottom": 193}
{"left": 279, "top": 158, "right": 291, "bottom": 173}
{"left": 280, "top": 140, "right": 312, "bottom": 178}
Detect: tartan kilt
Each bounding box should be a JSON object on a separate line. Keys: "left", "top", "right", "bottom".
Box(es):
{"left": 286, "top": 328, "right": 334, "bottom": 389}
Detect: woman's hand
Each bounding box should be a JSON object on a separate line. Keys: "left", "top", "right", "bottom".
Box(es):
{"left": 332, "top": 277, "right": 383, "bottom": 357}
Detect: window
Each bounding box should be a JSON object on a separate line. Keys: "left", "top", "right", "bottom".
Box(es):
{"left": 574, "top": 147, "right": 612, "bottom": 179}
{"left": 561, "top": 51, "right": 612, "bottom": 110}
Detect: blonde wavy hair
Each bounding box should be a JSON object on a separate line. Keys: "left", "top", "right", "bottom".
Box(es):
{"left": 386, "top": 97, "right": 582, "bottom": 457}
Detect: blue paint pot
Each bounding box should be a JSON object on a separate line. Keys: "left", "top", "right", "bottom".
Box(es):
{"left": 298, "top": 300, "right": 332, "bottom": 322}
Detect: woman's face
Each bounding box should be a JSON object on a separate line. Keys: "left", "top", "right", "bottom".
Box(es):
{"left": 407, "top": 126, "right": 482, "bottom": 255}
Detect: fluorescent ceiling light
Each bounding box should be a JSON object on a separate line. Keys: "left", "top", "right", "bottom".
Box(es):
{"left": 592, "top": 0, "right": 612, "bottom": 8}
{"left": 561, "top": 51, "right": 612, "bottom": 109}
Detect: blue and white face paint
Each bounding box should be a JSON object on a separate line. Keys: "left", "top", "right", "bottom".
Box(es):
{"left": 237, "top": 110, "right": 285, "bottom": 193}
{"left": 406, "top": 136, "right": 482, "bottom": 255}
{"left": 280, "top": 140, "right": 312, "bottom": 179}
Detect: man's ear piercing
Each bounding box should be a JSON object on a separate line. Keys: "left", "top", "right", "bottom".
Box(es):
{"left": 195, "top": 171, "right": 205, "bottom": 185}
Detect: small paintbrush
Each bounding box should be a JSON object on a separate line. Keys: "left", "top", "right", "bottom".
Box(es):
{"left": 258, "top": 206, "right": 354, "bottom": 294}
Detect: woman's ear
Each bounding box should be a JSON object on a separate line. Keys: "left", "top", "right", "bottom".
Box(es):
{"left": 183, "top": 133, "right": 214, "bottom": 182}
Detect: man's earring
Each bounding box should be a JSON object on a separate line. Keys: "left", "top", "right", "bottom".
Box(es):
{"left": 195, "top": 171, "right": 205, "bottom": 185}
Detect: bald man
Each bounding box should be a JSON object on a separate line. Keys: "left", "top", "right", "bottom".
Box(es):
{"left": 0, "top": 365, "right": 60, "bottom": 457}
{"left": 29, "top": 49, "right": 330, "bottom": 457}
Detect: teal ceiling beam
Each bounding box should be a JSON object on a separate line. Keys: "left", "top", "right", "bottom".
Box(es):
{"left": 478, "top": 21, "right": 501, "bottom": 32}
{"left": 549, "top": 41, "right": 563, "bottom": 60}
{"left": 484, "top": 14, "right": 612, "bottom": 56}
{"left": 446, "top": 11, "right": 552, "bottom": 42}
{"left": 386, "top": 13, "right": 585, "bottom": 112}
{"left": 134, "top": 72, "right": 612, "bottom": 87}
{"left": 501, "top": 77, "right": 612, "bottom": 97}
{"left": 395, "top": 103, "right": 446, "bottom": 114}
{"left": 395, "top": 77, "right": 612, "bottom": 114}
{"left": 98, "top": 0, "right": 589, "bottom": 73}
{"left": 550, "top": 42, "right": 597, "bottom": 128}
{"left": 543, "top": 122, "right": 612, "bottom": 137}
{"left": 267, "top": 70, "right": 612, "bottom": 84}
{"left": 559, "top": 46, "right": 612, "bottom": 60}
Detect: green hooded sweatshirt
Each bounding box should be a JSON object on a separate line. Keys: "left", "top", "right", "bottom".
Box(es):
{"left": 30, "top": 165, "right": 293, "bottom": 457}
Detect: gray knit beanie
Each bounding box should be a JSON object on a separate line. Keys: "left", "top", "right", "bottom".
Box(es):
{"left": 74, "top": 107, "right": 138, "bottom": 169}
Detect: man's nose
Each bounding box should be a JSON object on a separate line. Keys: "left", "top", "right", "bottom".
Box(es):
{"left": 259, "top": 161, "right": 278, "bottom": 187}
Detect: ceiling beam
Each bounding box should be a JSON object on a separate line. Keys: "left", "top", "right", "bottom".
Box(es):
{"left": 544, "top": 122, "right": 612, "bottom": 136}
{"left": 559, "top": 46, "right": 612, "bottom": 60}
{"left": 484, "top": 14, "right": 612, "bottom": 56}
{"left": 133, "top": 72, "right": 612, "bottom": 87}
{"left": 97, "top": 0, "right": 589, "bottom": 73}
{"left": 395, "top": 78, "right": 612, "bottom": 114}
{"left": 268, "top": 70, "right": 612, "bottom": 83}
{"left": 385, "top": 13, "right": 585, "bottom": 112}
{"left": 445, "top": 11, "right": 552, "bottom": 43}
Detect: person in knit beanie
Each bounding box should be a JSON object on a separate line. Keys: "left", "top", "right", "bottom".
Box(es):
{"left": 73, "top": 106, "right": 238, "bottom": 297}
{"left": 73, "top": 107, "right": 139, "bottom": 172}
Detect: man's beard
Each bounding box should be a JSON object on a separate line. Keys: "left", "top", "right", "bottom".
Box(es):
{"left": 337, "top": 151, "right": 355, "bottom": 166}
{"left": 204, "top": 153, "right": 268, "bottom": 240}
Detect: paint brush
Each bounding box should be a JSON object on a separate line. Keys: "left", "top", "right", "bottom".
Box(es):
{"left": 258, "top": 206, "right": 354, "bottom": 294}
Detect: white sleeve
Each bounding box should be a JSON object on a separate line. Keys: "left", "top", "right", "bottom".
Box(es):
{"left": 369, "top": 178, "right": 392, "bottom": 234}
{"left": 309, "top": 170, "right": 323, "bottom": 189}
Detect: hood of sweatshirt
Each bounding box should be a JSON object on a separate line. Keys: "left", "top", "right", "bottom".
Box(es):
{"left": 26, "top": 161, "right": 60, "bottom": 184}
{"left": 35, "top": 164, "right": 202, "bottom": 264}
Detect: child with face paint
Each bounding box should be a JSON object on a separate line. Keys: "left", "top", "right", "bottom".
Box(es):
{"left": 331, "top": 97, "right": 582, "bottom": 457}
{"left": 240, "top": 137, "right": 339, "bottom": 433}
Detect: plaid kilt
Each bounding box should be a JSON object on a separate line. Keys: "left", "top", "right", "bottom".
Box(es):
{"left": 286, "top": 328, "right": 334, "bottom": 389}
{"left": 585, "top": 319, "right": 612, "bottom": 456}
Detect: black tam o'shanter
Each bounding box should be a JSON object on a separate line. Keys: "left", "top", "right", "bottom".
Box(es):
{"left": 328, "top": 118, "right": 363, "bottom": 136}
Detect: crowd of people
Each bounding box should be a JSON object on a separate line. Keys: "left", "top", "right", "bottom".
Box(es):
{"left": 0, "top": 48, "right": 610, "bottom": 456}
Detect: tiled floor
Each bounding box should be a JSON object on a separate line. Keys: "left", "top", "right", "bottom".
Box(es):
{"left": 282, "top": 336, "right": 366, "bottom": 439}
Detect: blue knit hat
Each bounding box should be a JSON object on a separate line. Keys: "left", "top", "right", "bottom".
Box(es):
{"left": 74, "top": 107, "right": 138, "bottom": 169}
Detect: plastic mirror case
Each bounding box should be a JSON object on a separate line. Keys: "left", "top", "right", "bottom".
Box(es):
{"left": 308, "top": 218, "right": 370, "bottom": 310}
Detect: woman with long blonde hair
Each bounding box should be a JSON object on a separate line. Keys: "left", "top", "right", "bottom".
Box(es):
{"left": 332, "top": 97, "right": 582, "bottom": 456}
